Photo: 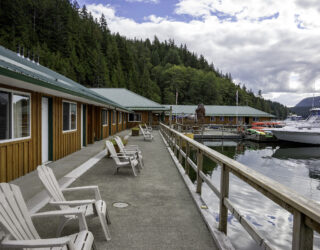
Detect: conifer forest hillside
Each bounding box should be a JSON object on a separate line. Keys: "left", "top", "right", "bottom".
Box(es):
{"left": 0, "top": 0, "right": 289, "bottom": 118}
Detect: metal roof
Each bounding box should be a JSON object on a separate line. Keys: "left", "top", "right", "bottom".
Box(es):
{"left": 0, "top": 46, "right": 130, "bottom": 112}
{"left": 91, "top": 88, "right": 168, "bottom": 111}
{"left": 165, "top": 105, "right": 275, "bottom": 117}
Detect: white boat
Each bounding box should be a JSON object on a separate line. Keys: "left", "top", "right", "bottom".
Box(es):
{"left": 270, "top": 108, "right": 320, "bottom": 144}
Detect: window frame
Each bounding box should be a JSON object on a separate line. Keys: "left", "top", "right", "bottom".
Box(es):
{"left": 229, "top": 117, "right": 234, "bottom": 121}
{"left": 62, "top": 100, "right": 77, "bottom": 133}
{"left": 128, "top": 112, "right": 142, "bottom": 122}
{"left": 210, "top": 116, "right": 215, "bottom": 122}
{"left": 253, "top": 117, "right": 259, "bottom": 122}
{"left": 219, "top": 116, "right": 224, "bottom": 121}
{"left": 112, "top": 110, "right": 116, "bottom": 125}
{"left": 0, "top": 87, "right": 32, "bottom": 144}
{"left": 119, "top": 111, "right": 122, "bottom": 124}
{"left": 102, "top": 109, "right": 108, "bottom": 126}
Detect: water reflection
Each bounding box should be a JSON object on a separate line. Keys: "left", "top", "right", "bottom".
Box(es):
{"left": 197, "top": 140, "right": 320, "bottom": 250}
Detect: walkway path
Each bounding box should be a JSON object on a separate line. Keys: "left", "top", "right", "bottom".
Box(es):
{"left": 36, "top": 131, "right": 218, "bottom": 249}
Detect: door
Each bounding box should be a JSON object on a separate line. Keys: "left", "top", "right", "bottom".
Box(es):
{"left": 81, "top": 104, "right": 87, "bottom": 147}
{"left": 108, "top": 110, "right": 112, "bottom": 135}
{"left": 41, "top": 97, "right": 49, "bottom": 164}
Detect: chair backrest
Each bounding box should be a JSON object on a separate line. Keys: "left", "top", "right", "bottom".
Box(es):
{"left": 106, "top": 140, "right": 122, "bottom": 165}
{"left": 139, "top": 125, "right": 146, "bottom": 136}
{"left": 37, "top": 165, "right": 69, "bottom": 210}
{"left": 0, "top": 183, "right": 40, "bottom": 240}
{"left": 115, "top": 137, "right": 125, "bottom": 153}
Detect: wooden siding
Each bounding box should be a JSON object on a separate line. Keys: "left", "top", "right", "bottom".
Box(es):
{"left": 127, "top": 111, "right": 149, "bottom": 128}
{"left": 52, "top": 98, "right": 81, "bottom": 160}
{"left": 0, "top": 89, "right": 41, "bottom": 182}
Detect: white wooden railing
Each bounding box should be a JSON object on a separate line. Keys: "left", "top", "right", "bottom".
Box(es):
{"left": 160, "top": 123, "right": 320, "bottom": 250}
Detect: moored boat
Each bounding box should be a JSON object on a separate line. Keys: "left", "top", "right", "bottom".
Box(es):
{"left": 270, "top": 108, "right": 320, "bottom": 144}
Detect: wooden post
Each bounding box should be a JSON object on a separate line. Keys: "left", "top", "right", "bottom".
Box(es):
{"left": 185, "top": 142, "right": 190, "bottom": 175}
{"left": 292, "top": 211, "right": 313, "bottom": 250}
{"left": 178, "top": 137, "right": 182, "bottom": 163}
{"left": 169, "top": 106, "right": 172, "bottom": 128}
{"left": 196, "top": 149, "right": 203, "bottom": 194}
{"left": 219, "top": 163, "right": 229, "bottom": 234}
{"left": 174, "top": 133, "right": 177, "bottom": 155}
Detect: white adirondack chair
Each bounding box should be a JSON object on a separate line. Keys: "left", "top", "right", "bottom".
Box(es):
{"left": 144, "top": 123, "right": 152, "bottom": 132}
{"left": 0, "top": 183, "right": 95, "bottom": 250}
{"left": 114, "top": 136, "right": 144, "bottom": 168}
{"left": 37, "top": 165, "right": 111, "bottom": 241}
{"left": 139, "top": 124, "right": 154, "bottom": 141}
{"left": 105, "top": 140, "right": 139, "bottom": 176}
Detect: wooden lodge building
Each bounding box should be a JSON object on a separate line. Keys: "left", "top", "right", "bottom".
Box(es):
{"left": 0, "top": 46, "right": 131, "bottom": 182}
{"left": 91, "top": 88, "right": 168, "bottom": 128}
{"left": 165, "top": 105, "right": 275, "bottom": 125}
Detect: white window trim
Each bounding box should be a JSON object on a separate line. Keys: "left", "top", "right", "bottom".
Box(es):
{"left": 112, "top": 110, "right": 116, "bottom": 125}
{"left": 102, "top": 109, "right": 108, "bottom": 127}
{"left": 119, "top": 112, "right": 122, "bottom": 124}
{"left": 62, "top": 100, "right": 77, "bottom": 133}
{"left": 0, "top": 87, "right": 31, "bottom": 144}
{"left": 128, "top": 113, "right": 142, "bottom": 122}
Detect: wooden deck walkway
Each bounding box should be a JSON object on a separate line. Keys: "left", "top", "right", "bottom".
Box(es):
{"left": 33, "top": 131, "right": 218, "bottom": 249}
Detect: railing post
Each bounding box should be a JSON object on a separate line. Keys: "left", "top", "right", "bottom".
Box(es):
{"left": 185, "top": 142, "right": 190, "bottom": 175}
{"left": 292, "top": 211, "right": 313, "bottom": 250}
{"left": 219, "top": 163, "right": 229, "bottom": 234}
{"left": 196, "top": 149, "right": 203, "bottom": 194}
{"left": 174, "top": 133, "right": 177, "bottom": 155}
{"left": 178, "top": 136, "right": 182, "bottom": 163}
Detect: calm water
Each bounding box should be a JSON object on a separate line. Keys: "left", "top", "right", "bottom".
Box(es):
{"left": 194, "top": 140, "right": 320, "bottom": 250}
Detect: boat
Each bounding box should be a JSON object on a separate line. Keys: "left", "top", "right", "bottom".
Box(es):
{"left": 270, "top": 108, "right": 320, "bottom": 144}
{"left": 245, "top": 128, "right": 277, "bottom": 142}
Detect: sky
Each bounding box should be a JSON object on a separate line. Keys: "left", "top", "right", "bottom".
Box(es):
{"left": 78, "top": 0, "right": 320, "bottom": 107}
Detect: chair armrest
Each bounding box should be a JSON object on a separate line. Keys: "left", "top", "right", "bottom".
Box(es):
{"left": 49, "top": 199, "right": 96, "bottom": 206}
{"left": 111, "top": 155, "right": 130, "bottom": 160}
{"left": 31, "top": 209, "right": 88, "bottom": 231}
{"left": 62, "top": 186, "right": 102, "bottom": 200}
{"left": 1, "top": 236, "right": 73, "bottom": 248}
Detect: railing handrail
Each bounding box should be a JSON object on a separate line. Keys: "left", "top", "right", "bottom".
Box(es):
{"left": 160, "top": 122, "right": 320, "bottom": 249}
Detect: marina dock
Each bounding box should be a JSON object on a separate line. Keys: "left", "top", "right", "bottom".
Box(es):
{"left": 11, "top": 130, "right": 219, "bottom": 250}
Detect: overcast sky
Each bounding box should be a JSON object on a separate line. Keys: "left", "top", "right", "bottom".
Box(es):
{"left": 79, "top": 0, "right": 320, "bottom": 107}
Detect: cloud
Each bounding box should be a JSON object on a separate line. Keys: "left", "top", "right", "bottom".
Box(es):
{"left": 126, "top": 0, "right": 159, "bottom": 3}
{"left": 86, "top": 1, "right": 320, "bottom": 106}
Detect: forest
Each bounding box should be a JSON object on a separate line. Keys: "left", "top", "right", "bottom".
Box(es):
{"left": 0, "top": 0, "right": 289, "bottom": 118}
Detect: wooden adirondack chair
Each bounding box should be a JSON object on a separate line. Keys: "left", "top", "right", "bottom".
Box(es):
{"left": 105, "top": 140, "right": 139, "bottom": 176}
{"left": 37, "top": 165, "right": 111, "bottom": 241}
{"left": 139, "top": 124, "right": 154, "bottom": 141}
{"left": 0, "top": 183, "right": 95, "bottom": 250}
{"left": 114, "top": 136, "right": 144, "bottom": 168}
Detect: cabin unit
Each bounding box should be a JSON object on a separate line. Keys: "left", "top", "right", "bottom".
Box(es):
{"left": 164, "top": 105, "right": 274, "bottom": 125}
{"left": 91, "top": 88, "right": 168, "bottom": 128}
{"left": 0, "top": 46, "right": 129, "bottom": 182}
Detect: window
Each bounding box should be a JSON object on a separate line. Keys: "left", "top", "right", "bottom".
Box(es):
{"left": 63, "top": 101, "right": 77, "bottom": 132}
{"left": 112, "top": 110, "right": 116, "bottom": 124}
{"left": 124, "top": 113, "right": 126, "bottom": 123}
{"left": 219, "top": 116, "right": 224, "bottom": 121}
{"left": 102, "top": 110, "right": 108, "bottom": 126}
{"left": 253, "top": 117, "right": 259, "bottom": 122}
{"left": 229, "top": 117, "right": 234, "bottom": 121}
{"left": 129, "top": 113, "right": 142, "bottom": 122}
{"left": 210, "top": 116, "right": 215, "bottom": 122}
{"left": 238, "top": 117, "right": 243, "bottom": 121}
{"left": 119, "top": 112, "right": 122, "bottom": 124}
{"left": 0, "top": 89, "right": 31, "bottom": 142}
